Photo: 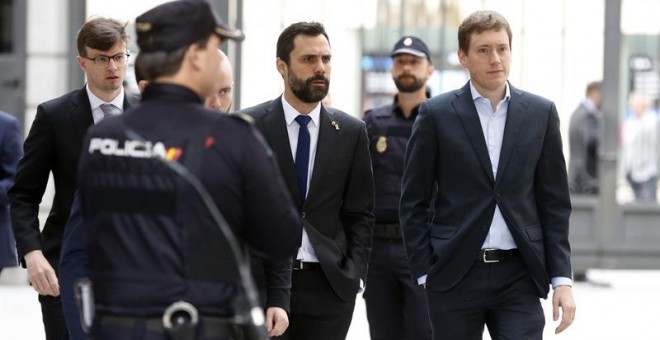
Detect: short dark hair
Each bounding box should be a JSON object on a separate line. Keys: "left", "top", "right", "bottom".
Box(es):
{"left": 276, "top": 22, "right": 329, "bottom": 65}
{"left": 135, "top": 37, "right": 209, "bottom": 81}
{"left": 458, "top": 10, "right": 512, "bottom": 55}
{"left": 76, "top": 17, "right": 129, "bottom": 57}
{"left": 586, "top": 81, "right": 602, "bottom": 96}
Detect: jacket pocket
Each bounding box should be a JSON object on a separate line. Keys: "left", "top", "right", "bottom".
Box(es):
{"left": 524, "top": 224, "right": 543, "bottom": 242}
{"left": 429, "top": 225, "right": 458, "bottom": 239}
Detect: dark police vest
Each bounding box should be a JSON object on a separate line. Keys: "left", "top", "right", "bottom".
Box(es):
{"left": 79, "top": 113, "right": 243, "bottom": 317}
{"left": 364, "top": 103, "right": 417, "bottom": 227}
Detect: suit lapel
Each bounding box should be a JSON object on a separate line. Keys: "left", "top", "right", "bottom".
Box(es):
{"left": 306, "top": 107, "right": 337, "bottom": 204}
{"left": 70, "top": 87, "right": 94, "bottom": 143}
{"left": 453, "top": 84, "right": 494, "bottom": 183}
{"left": 495, "top": 85, "right": 528, "bottom": 185}
{"left": 260, "top": 98, "right": 301, "bottom": 206}
{"left": 123, "top": 92, "right": 140, "bottom": 109}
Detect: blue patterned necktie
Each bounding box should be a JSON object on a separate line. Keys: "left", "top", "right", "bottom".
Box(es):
{"left": 100, "top": 103, "right": 121, "bottom": 119}
{"left": 294, "top": 115, "right": 312, "bottom": 204}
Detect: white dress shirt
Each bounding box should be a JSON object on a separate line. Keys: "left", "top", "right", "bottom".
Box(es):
{"left": 419, "top": 82, "right": 571, "bottom": 288}
{"left": 282, "top": 95, "right": 321, "bottom": 263}
{"left": 472, "top": 82, "right": 571, "bottom": 288}
{"left": 470, "top": 82, "right": 517, "bottom": 250}
{"left": 86, "top": 85, "right": 125, "bottom": 124}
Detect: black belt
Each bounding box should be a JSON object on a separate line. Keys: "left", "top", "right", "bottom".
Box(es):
{"left": 98, "top": 314, "right": 236, "bottom": 337}
{"left": 477, "top": 249, "right": 519, "bottom": 263}
{"left": 373, "top": 223, "right": 402, "bottom": 239}
{"left": 292, "top": 260, "right": 321, "bottom": 271}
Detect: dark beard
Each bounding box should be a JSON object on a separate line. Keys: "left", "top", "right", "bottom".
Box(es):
{"left": 394, "top": 75, "right": 425, "bottom": 93}
{"left": 289, "top": 73, "right": 330, "bottom": 103}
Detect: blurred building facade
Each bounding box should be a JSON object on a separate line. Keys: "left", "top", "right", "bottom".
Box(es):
{"left": 0, "top": 0, "right": 658, "bottom": 254}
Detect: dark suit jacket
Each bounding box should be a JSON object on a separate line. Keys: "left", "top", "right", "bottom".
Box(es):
{"left": 0, "top": 111, "right": 23, "bottom": 269}
{"left": 241, "top": 97, "right": 374, "bottom": 305}
{"left": 400, "top": 82, "right": 572, "bottom": 299}
{"left": 9, "top": 87, "right": 138, "bottom": 270}
{"left": 568, "top": 102, "right": 600, "bottom": 194}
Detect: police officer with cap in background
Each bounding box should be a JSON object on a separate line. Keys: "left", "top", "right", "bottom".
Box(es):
{"left": 77, "top": 0, "right": 302, "bottom": 339}
{"left": 362, "top": 35, "right": 434, "bottom": 340}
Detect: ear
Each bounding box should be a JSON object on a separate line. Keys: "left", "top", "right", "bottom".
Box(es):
{"left": 137, "top": 80, "right": 149, "bottom": 93}
{"left": 426, "top": 64, "right": 434, "bottom": 77}
{"left": 186, "top": 44, "right": 203, "bottom": 71}
{"left": 458, "top": 49, "right": 468, "bottom": 69}
{"left": 76, "top": 55, "right": 87, "bottom": 72}
{"left": 276, "top": 58, "right": 287, "bottom": 77}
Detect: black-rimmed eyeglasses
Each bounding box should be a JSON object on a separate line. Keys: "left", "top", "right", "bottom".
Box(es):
{"left": 84, "top": 53, "right": 130, "bottom": 67}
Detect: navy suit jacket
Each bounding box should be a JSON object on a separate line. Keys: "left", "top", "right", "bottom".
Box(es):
{"left": 0, "top": 111, "right": 23, "bottom": 269}
{"left": 400, "top": 82, "right": 572, "bottom": 298}
{"left": 241, "top": 97, "right": 375, "bottom": 305}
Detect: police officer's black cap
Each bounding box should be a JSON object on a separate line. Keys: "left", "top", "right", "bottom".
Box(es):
{"left": 135, "top": 0, "right": 244, "bottom": 53}
{"left": 391, "top": 36, "right": 431, "bottom": 63}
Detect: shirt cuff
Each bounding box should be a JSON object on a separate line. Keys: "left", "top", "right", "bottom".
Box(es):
{"left": 551, "top": 277, "right": 573, "bottom": 288}
{"left": 417, "top": 274, "right": 427, "bottom": 285}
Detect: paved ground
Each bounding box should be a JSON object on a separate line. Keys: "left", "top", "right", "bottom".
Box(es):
{"left": 2, "top": 269, "right": 659, "bottom": 339}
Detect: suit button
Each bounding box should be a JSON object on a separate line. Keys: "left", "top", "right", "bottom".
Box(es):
{"left": 483, "top": 224, "right": 489, "bottom": 231}
{"left": 301, "top": 212, "right": 306, "bottom": 218}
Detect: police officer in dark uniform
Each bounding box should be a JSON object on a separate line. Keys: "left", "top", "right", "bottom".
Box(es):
{"left": 76, "top": 1, "right": 302, "bottom": 339}
{"left": 362, "top": 36, "right": 434, "bottom": 340}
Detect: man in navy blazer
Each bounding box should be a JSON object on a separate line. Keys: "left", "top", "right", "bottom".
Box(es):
{"left": 400, "top": 10, "right": 575, "bottom": 339}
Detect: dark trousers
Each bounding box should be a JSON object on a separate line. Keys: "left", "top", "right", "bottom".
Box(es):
{"left": 279, "top": 267, "right": 355, "bottom": 340}
{"left": 93, "top": 314, "right": 239, "bottom": 340}
{"left": 38, "top": 294, "right": 69, "bottom": 340}
{"left": 364, "top": 238, "right": 431, "bottom": 340}
{"left": 426, "top": 256, "right": 544, "bottom": 340}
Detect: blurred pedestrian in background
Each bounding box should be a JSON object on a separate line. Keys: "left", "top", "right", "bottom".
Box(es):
{"left": 622, "top": 91, "right": 658, "bottom": 203}
{"left": 568, "top": 81, "right": 602, "bottom": 195}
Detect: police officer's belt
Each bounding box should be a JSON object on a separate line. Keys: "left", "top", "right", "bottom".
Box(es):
{"left": 373, "top": 223, "right": 402, "bottom": 239}
{"left": 98, "top": 314, "right": 238, "bottom": 338}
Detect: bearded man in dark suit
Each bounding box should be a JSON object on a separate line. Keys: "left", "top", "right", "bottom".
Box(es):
{"left": 240, "top": 21, "right": 374, "bottom": 340}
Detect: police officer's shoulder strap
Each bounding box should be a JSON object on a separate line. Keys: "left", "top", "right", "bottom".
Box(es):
{"left": 371, "top": 104, "right": 395, "bottom": 118}
{"left": 230, "top": 112, "right": 255, "bottom": 125}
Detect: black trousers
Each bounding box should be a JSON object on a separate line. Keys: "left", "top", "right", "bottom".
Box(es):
{"left": 426, "top": 256, "right": 545, "bottom": 340}
{"left": 38, "top": 294, "right": 68, "bottom": 340}
{"left": 279, "top": 267, "right": 355, "bottom": 340}
{"left": 364, "top": 238, "right": 431, "bottom": 340}
{"left": 93, "top": 314, "right": 240, "bottom": 340}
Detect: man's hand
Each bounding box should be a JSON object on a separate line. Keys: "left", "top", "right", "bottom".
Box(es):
{"left": 265, "top": 306, "right": 289, "bottom": 337}
{"left": 552, "top": 285, "right": 576, "bottom": 334}
{"left": 24, "top": 250, "right": 60, "bottom": 297}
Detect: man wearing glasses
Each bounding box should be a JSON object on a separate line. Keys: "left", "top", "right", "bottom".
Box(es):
{"left": 9, "top": 17, "right": 138, "bottom": 340}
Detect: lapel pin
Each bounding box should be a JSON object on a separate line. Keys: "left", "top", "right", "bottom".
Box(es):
{"left": 331, "top": 121, "right": 340, "bottom": 131}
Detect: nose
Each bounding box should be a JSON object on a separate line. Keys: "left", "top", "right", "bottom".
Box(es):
{"left": 205, "top": 95, "right": 221, "bottom": 109}
{"left": 314, "top": 60, "right": 327, "bottom": 75}
{"left": 107, "top": 58, "right": 119, "bottom": 70}
{"left": 489, "top": 50, "right": 501, "bottom": 64}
